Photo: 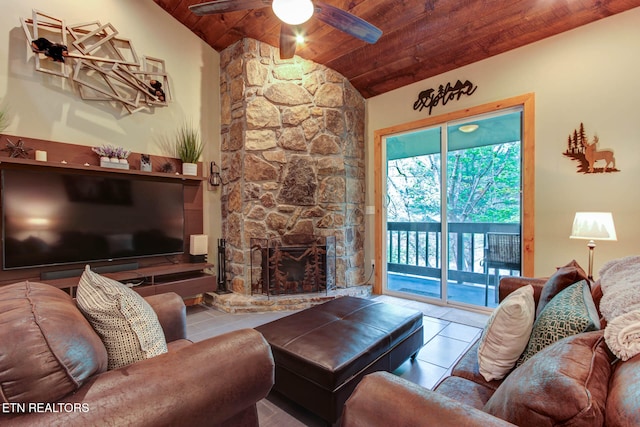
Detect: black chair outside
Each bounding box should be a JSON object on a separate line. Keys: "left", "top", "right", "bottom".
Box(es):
{"left": 484, "top": 232, "right": 521, "bottom": 305}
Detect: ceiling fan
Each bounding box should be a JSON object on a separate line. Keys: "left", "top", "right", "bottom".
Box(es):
{"left": 189, "top": 0, "right": 382, "bottom": 59}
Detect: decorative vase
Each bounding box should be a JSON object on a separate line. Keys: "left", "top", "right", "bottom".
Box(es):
{"left": 182, "top": 162, "right": 198, "bottom": 176}
{"left": 100, "top": 156, "right": 110, "bottom": 163}
{"left": 110, "top": 157, "right": 119, "bottom": 163}
{"left": 119, "top": 158, "right": 128, "bottom": 165}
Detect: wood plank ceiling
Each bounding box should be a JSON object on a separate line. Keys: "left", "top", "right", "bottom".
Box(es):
{"left": 153, "top": 0, "right": 640, "bottom": 98}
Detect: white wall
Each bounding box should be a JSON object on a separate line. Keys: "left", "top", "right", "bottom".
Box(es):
{"left": 0, "top": 0, "right": 221, "bottom": 261}
{"left": 366, "top": 7, "right": 640, "bottom": 278}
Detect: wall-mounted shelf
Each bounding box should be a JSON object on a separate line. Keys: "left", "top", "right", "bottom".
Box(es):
{"left": 0, "top": 133, "right": 205, "bottom": 182}
{"left": 0, "top": 156, "right": 204, "bottom": 183}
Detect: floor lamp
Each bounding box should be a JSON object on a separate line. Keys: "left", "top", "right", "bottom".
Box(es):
{"left": 569, "top": 212, "right": 617, "bottom": 281}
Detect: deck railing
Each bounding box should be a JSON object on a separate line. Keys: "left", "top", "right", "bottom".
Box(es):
{"left": 387, "top": 222, "right": 520, "bottom": 285}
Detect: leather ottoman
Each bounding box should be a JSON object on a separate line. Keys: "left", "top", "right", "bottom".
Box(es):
{"left": 255, "top": 296, "right": 424, "bottom": 424}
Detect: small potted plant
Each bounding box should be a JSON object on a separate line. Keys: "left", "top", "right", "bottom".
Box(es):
{"left": 92, "top": 144, "right": 130, "bottom": 170}
{"left": 92, "top": 145, "right": 115, "bottom": 163}
{"left": 174, "top": 123, "right": 204, "bottom": 176}
{"left": 115, "top": 147, "right": 131, "bottom": 164}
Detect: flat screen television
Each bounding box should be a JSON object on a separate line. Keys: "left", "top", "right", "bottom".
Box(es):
{"left": 1, "top": 168, "right": 185, "bottom": 270}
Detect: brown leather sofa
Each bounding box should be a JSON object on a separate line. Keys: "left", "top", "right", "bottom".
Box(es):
{"left": 0, "top": 281, "right": 274, "bottom": 427}
{"left": 343, "top": 276, "right": 640, "bottom": 427}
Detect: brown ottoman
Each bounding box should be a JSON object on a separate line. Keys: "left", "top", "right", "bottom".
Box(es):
{"left": 255, "top": 296, "right": 424, "bottom": 423}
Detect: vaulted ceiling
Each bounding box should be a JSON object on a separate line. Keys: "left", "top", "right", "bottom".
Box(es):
{"left": 153, "top": 0, "right": 640, "bottom": 98}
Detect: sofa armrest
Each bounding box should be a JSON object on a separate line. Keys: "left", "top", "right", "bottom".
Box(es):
{"left": 145, "top": 292, "right": 187, "bottom": 342}
{"left": 343, "top": 372, "right": 515, "bottom": 427}
{"left": 498, "top": 276, "right": 547, "bottom": 306}
{"left": 3, "top": 329, "right": 274, "bottom": 427}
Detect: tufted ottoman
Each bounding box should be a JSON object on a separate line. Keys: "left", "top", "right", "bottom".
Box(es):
{"left": 255, "top": 296, "right": 424, "bottom": 424}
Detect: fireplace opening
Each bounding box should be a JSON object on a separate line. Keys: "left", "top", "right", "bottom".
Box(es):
{"left": 250, "top": 237, "right": 336, "bottom": 297}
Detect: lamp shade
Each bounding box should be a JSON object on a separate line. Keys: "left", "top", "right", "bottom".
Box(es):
{"left": 190, "top": 234, "right": 208, "bottom": 255}
{"left": 272, "top": 0, "right": 314, "bottom": 25}
{"left": 570, "top": 212, "right": 617, "bottom": 241}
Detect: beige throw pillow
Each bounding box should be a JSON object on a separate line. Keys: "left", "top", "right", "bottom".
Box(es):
{"left": 76, "top": 266, "right": 168, "bottom": 370}
{"left": 477, "top": 285, "right": 535, "bottom": 381}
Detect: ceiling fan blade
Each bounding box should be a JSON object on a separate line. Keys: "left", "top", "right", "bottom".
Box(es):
{"left": 314, "top": 2, "right": 382, "bottom": 44}
{"left": 189, "top": 0, "right": 272, "bottom": 16}
{"left": 279, "top": 24, "right": 297, "bottom": 59}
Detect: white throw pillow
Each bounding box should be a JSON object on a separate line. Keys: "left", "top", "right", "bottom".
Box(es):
{"left": 477, "top": 285, "right": 535, "bottom": 381}
{"left": 76, "top": 266, "right": 168, "bottom": 370}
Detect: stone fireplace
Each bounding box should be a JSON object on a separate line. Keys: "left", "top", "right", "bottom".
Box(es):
{"left": 219, "top": 38, "right": 365, "bottom": 298}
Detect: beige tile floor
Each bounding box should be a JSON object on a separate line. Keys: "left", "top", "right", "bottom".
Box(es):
{"left": 186, "top": 295, "right": 489, "bottom": 427}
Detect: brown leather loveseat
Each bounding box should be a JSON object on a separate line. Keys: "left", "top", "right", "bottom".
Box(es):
{"left": 343, "top": 271, "right": 640, "bottom": 427}
{"left": 0, "top": 281, "right": 274, "bottom": 426}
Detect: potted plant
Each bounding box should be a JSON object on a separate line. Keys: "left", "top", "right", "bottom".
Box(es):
{"left": 115, "top": 147, "right": 131, "bottom": 164}
{"left": 175, "top": 123, "right": 204, "bottom": 176}
{"left": 92, "top": 144, "right": 130, "bottom": 170}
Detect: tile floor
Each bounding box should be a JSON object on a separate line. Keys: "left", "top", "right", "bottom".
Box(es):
{"left": 186, "top": 294, "right": 489, "bottom": 427}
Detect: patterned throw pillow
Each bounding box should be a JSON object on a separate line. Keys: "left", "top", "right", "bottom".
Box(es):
{"left": 76, "top": 266, "right": 168, "bottom": 370}
{"left": 516, "top": 280, "right": 599, "bottom": 367}
{"left": 477, "top": 285, "right": 535, "bottom": 381}
{"left": 536, "top": 259, "right": 588, "bottom": 317}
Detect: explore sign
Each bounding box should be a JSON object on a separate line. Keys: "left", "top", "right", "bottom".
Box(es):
{"left": 413, "top": 80, "right": 478, "bottom": 115}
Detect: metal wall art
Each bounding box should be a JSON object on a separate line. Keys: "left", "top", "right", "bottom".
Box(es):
{"left": 413, "top": 79, "right": 478, "bottom": 115}
{"left": 563, "top": 123, "right": 619, "bottom": 174}
{"left": 20, "top": 10, "right": 172, "bottom": 115}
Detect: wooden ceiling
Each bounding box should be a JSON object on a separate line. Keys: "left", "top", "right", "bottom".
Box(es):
{"left": 153, "top": 0, "right": 640, "bottom": 98}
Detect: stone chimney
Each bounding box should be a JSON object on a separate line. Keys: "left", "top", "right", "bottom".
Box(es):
{"left": 219, "top": 38, "right": 365, "bottom": 295}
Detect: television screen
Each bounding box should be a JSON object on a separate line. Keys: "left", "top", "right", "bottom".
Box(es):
{"left": 2, "top": 168, "right": 185, "bottom": 270}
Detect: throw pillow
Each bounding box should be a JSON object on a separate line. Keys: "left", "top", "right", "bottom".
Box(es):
{"left": 484, "top": 331, "right": 613, "bottom": 427}
{"left": 477, "top": 285, "right": 535, "bottom": 381}
{"left": 536, "top": 259, "right": 588, "bottom": 317}
{"left": 76, "top": 266, "right": 168, "bottom": 370}
{"left": 516, "top": 280, "right": 599, "bottom": 367}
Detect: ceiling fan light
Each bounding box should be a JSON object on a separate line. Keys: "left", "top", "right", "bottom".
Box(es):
{"left": 272, "top": 0, "right": 314, "bottom": 25}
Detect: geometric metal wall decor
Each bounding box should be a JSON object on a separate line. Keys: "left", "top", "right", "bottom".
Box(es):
{"left": 563, "top": 122, "right": 619, "bottom": 174}
{"left": 20, "top": 10, "right": 171, "bottom": 115}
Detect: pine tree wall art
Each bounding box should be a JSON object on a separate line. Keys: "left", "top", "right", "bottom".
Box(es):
{"left": 563, "top": 123, "right": 619, "bottom": 174}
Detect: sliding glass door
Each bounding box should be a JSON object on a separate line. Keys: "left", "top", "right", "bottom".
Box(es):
{"left": 383, "top": 108, "right": 524, "bottom": 309}
{"left": 387, "top": 125, "right": 443, "bottom": 299}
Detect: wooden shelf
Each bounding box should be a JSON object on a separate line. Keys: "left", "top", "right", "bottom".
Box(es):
{"left": 44, "top": 263, "right": 216, "bottom": 298}
{"left": 0, "top": 156, "right": 204, "bottom": 183}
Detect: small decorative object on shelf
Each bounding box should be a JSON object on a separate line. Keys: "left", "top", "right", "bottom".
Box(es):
{"left": 92, "top": 144, "right": 130, "bottom": 170}
{"left": 140, "top": 154, "right": 152, "bottom": 172}
{"left": 2, "top": 138, "right": 32, "bottom": 158}
{"left": 160, "top": 161, "right": 174, "bottom": 174}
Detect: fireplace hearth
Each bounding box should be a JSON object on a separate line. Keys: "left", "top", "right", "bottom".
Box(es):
{"left": 250, "top": 237, "right": 336, "bottom": 297}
